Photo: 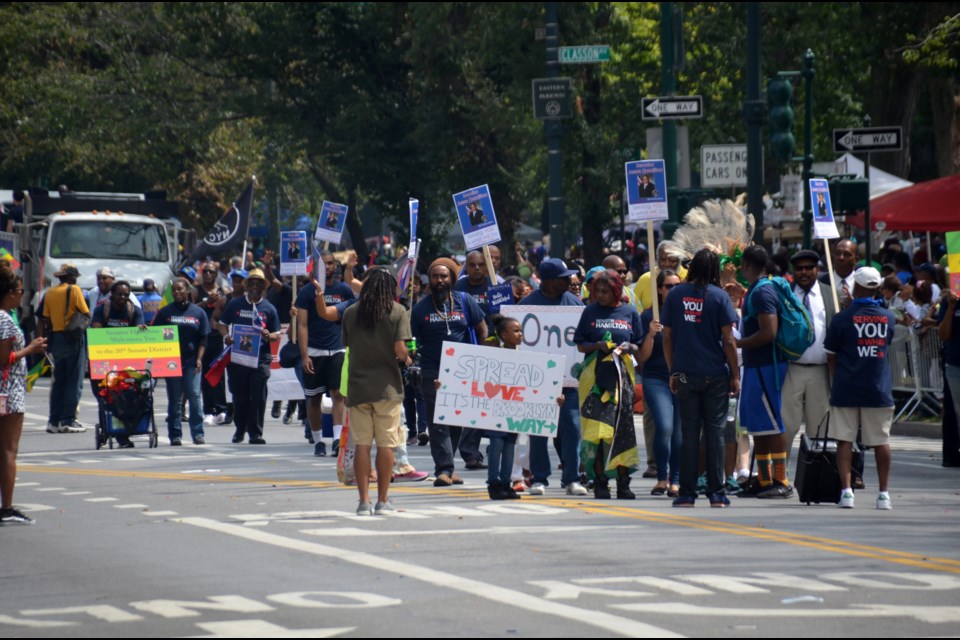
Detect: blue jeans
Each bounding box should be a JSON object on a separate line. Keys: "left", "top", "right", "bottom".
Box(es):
{"left": 487, "top": 435, "right": 517, "bottom": 485}
{"left": 643, "top": 377, "right": 681, "bottom": 485}
{"left": 529, "top": 388, "right": 582, "bottom": 486}
{"left": 166, "top": 366, "right": 204, "bottom": 440}
{"left": 49, "top": 332, "right": 85, "bottom": 426}
{"left": 676, "top": 374, "right": 729, "bottom": 499}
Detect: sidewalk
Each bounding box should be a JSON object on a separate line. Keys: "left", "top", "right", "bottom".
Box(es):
{"left": 892, "top": 420, "right": 943, "bottom": 440}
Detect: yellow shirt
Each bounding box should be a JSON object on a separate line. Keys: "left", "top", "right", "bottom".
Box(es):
{"left": 634, "top": 265, "right": 688, "bottom": 310}
{"left": 42, "top": 283, "right": 90, "bottom": 332}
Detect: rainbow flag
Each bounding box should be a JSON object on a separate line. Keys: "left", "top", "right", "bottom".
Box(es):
{"left": 0, "top": 247, "right": 20, "bottom": 270}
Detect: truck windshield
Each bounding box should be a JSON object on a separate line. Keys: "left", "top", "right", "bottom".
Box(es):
{"left": 50, "top": 221, "right": 169, "bottom": 262}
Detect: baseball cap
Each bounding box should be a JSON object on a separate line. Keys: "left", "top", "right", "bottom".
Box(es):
{"left": 142, "top": 278, "right": 156, "bottom": 291}
{"left": 538, "top": 258, "right": 577, "bottom": 281}
{"left": 853, "top": 266, "right": 882, "bottom": 289}
{"left": 97, "top": 267, "right": 115, "bottom": 278}
{"left": 230, "top": 269, "right": 248, "bottom": 280}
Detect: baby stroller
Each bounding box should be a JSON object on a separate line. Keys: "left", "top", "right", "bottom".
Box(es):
{"left": 95, "top": 369, "right": 159, "bottom": 449}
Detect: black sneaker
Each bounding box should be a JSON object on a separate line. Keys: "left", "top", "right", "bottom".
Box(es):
{"left": 192, "top": 436, "right": 205, "bottom": 445}
{"left": 417, "top": 432, "right": 429, "bottom": 446}
{"left": 271, "top": 401, "right": 282, "bottom": 419}
{"left": 314, "top": 441, "right": 327, "bottom": 457}
{"left": 757, "top": 481, "right": 794, "bottom": 499}
{"left": 709, "top": 493, "right": 731, "bottom": 508}
{"left": 1, "top": 507, "right": 34, "bottom": 525}
{"left": 170, "top": 438, "right": 182, "bottom": 446}
{"left": 737, "top": 477, "right": 764, "bottom": 498}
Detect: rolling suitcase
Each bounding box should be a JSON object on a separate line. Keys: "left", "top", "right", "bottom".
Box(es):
{"left": 794, "top": 412, "right": 856, "bottom": 505}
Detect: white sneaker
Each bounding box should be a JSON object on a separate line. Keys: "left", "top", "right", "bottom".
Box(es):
{"left": 839, "top": 489, "right": 855, "bottom": 509}
{"left": 356, "top": 502, "right": 373, "bottom": 516}
{"left": 565, "top": 481, "right": 588, "bottom": 496}
{"left": 46, "top": 422, "right": 62, "bottom": 433}
{"left": 203, "top": 414, "right": 216, "bottom": 427}
{"left": 374, "top": 501, "right": 397, "bottom": 515}
{"left": 528, "top": 483, "right": 546, "bottom": 496}
{"left": 214, "top": 412, "right": 227, "bottom": 425}
{"left": 62, "top": 421, "right": 87, "bottom": 433}
{"left": 876, "top": 492, "right": 893, "bottom": 511}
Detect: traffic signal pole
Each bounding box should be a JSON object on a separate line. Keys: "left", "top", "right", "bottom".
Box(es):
{"left": 745, "top": 3, "right": 765, "bottom": 245}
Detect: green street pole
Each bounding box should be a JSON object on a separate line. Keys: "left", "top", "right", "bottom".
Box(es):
{"left": 745, "top": 3, "right": 765, "bottom": 245}
{"left": 802, "top": 49, "right": 815, "bottom": 250}
{"left": 660, "top": 2, "right": 678, "bottom": 239}
{"left": 545, "top": 2, "right": 565, "bottom": 258}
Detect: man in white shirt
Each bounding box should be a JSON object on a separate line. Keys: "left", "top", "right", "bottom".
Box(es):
{"left": 782, "top": 250, "right": 837, "bottom": 463}
{"left": 86, "top": 267, "right": 141, "bottom": 318}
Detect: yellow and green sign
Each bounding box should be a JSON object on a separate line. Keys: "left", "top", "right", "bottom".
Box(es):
{"left": 87, "top": 327, "right": 182, "bottom": 379}
{"left": 948, "top": 232, "right": 960, "bottom": 294}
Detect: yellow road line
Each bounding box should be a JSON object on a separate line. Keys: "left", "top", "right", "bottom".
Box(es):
{"left": 20, "top": 465, "right": 960, "bottom": 573}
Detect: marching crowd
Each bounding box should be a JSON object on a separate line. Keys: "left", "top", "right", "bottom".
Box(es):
{"left": 2, "top": 226, "right": 959, "bottom": 524}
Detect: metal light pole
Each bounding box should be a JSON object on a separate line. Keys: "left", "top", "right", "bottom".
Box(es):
{"left": 545, "top": 2, "right": 565, "bottom": 258}
{"left": 862, "top": 113, "right": 872, "bottom": 263}
{"left": 660, "top": 2, "right": 678, "bottom": 238}
{"left": 801, "top": 49, "right": 815, "bottom": 250}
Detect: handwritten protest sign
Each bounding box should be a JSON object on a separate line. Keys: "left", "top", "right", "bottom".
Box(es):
{"left": 435, "top": 342, "right": 565, "bottom": 438}
{"left": 500, "top": 305, "right": 585, "bottom": 386}
{"left": 87, "top": 327, "right": 181, "bottom": 379}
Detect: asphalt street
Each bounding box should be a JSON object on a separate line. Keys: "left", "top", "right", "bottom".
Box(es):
{"left": 3, "top": 380, "right": 959, "bottom": 638}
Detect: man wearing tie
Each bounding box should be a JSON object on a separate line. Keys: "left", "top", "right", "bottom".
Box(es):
{"left": 820, "top": 239, "right": 857, "bottom": 308}
{"left": 782, "top": 250, "right": 837, "bottom": 463}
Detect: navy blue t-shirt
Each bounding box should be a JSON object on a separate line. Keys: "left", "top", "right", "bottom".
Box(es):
{"left": 936, "top": 303, "right": 960, "bottom": 366}
{"left": 410, "top": 292, "right": 485, "bottom": 377}
{"left": 639, "top": 309, "right": 668, "bottom": 382}
{"left": 823, "top": 301, "right": 896, "bottom": 407}
{"left": 453, "top": 279, "right": 491, "bottom": 318}
{"left": 741, "top": 279, "right": 779, "bottom": 368}
{"left": 153, "top": 302, "right": 211, "bottom": 362}
{"left": 220, "top": 296, "right": 281, "bottom": 362}
{"left": 92, "top": 303, "right": 144, "bottom": 328}
{"left": 295, "top": 282, "right": 354, "bottom": 351}
{"left": 519, "top": 290, "right": 584, "bottom": 307}
{"left": 573, "top": 303, "right": 642, "bottom": 347}
{"left": 661, "top": 283, "right": 738, "bottom": 377}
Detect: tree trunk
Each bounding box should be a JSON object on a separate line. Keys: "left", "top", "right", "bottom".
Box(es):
{"left": 929, "top": 77, "right": 960, "bottom": 176}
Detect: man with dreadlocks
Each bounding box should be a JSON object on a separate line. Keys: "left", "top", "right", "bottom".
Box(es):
{"left": 340, "top": 268, "right": 412, "bottom": 516}
{"left": 662, "top": 249, "right": 740, "bottom": 507}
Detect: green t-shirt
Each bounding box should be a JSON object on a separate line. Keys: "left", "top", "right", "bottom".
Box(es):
{"left": 340, "top": 302, "right": 412, "bottom": 406}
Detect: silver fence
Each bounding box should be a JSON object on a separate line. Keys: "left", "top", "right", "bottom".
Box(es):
{"left": 890, "top": 324, "right": 943, "bottom": 422}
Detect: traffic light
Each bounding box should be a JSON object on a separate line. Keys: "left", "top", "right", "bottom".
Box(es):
{"left": 829, "top": 178, "right": 870, "bottom": 212}
{"left": 767, "top": 76, "right": 795, "bottom": 162}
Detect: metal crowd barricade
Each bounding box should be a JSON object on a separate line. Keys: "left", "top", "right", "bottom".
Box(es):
{"left": 891, "top": 324, "right": 943, "bottom": 422}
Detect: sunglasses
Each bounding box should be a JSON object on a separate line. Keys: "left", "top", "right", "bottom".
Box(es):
{"left": 660, "top": 283, "right": 676, "bottom": 289}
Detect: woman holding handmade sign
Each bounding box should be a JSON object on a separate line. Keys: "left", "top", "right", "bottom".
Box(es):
{"left": 218, "top": 269, "right": 281, "bottom": 445}
{"left": 574, "top": 270, "right": 643, "bottom": 499}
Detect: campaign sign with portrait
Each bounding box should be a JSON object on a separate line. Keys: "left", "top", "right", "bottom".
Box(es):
{"left": 280, "top": 231, "right": 308, "bottom": 276}
{"left": 625, "top": 160, "right": 669, "bottom": 222}
{"left": 810, "top": 178, "right": 840, "bottom": 240}
{"left": 87, "top": 327, "right": 181, "bottom": 379}
{"left": 453, "top": 184, "right": 501, "bottom": 251}
{"left": 231, "top": 325, "right": 262, "bottom": 369}
{"left": 314, "top": 201, "right": 349, "bottom": 245}
{"left": 409, "top": 198, "right": 419, "bottom": 252}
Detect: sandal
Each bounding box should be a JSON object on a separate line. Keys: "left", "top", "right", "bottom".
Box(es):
{"left": 667, "top": 485, "right": 680, "bottom": 498}
{"left": 650, "top": 483, "right": 668, "bottom": 496}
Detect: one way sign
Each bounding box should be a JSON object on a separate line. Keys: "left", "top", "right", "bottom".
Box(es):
{"left": 833, "top": 127, "right": 902, "bottom": 153}
{"left": 642, "top": 96, "right": 703, "bottom": 121}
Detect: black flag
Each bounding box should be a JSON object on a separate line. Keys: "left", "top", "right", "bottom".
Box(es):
{"left": 181, "top": 181, "right": 254, "bottom": 268}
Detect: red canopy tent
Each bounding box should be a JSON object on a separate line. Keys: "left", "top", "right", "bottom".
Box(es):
{"left": 846, "top": 173, "right": 960, "bottom": 232}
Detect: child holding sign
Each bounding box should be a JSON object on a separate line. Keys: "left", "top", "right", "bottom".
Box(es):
{"left": 485, "top": 314, "right": 522, "bottom": 500}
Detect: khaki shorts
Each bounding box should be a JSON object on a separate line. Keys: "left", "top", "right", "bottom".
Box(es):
{"left": 348, "top": 400, "right": 403, "bottom": 447}
{"left": 829, "top": 406, "right": 894, "bottom": 447}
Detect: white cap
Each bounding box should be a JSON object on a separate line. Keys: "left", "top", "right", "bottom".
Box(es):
{"left": 853, "top": 266, "right": 881, "bottom": 289}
